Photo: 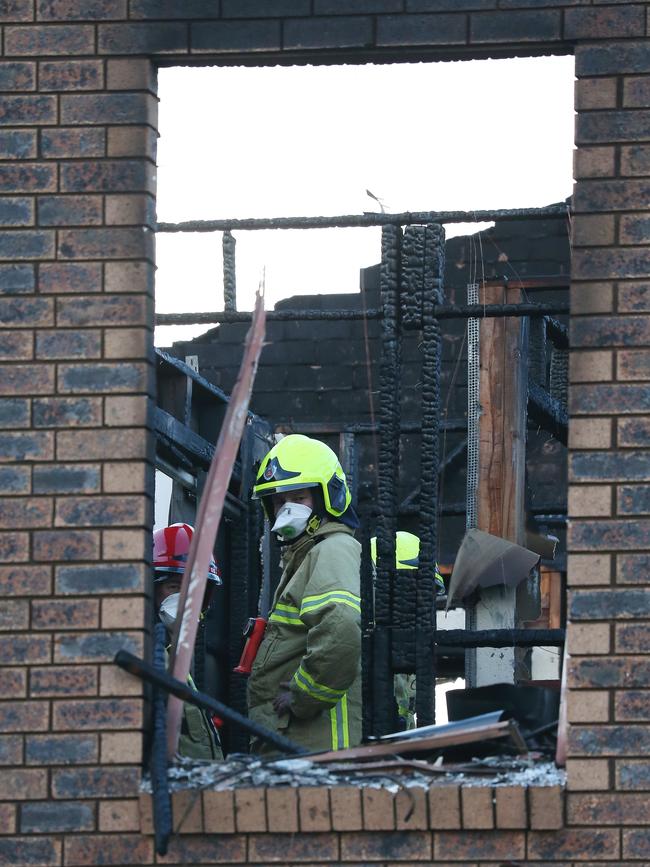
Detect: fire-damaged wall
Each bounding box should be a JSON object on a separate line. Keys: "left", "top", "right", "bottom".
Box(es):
{"left": 1, "top": 3, "right": 649, "bottom": 866}
{"left": 170, "top": 215, "right": 570, "bottom": 566}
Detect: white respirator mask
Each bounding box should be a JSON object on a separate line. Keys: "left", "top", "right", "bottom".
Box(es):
{"left": 159, "top": 592, "right": 180, "bottom": 630}
{"left": 271, "top": 502, "right": 313, "bottom": 542}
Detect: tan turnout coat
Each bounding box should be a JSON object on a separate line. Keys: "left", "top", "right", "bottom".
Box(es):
{"left": 248, "top": 522, "right": 362, "bottom": 755}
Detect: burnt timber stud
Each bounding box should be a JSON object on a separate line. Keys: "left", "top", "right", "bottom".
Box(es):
{"left": 150, "top": 623, "right": 172, "bottom": 857}
{"left": 223, "top": 230, "right": 237, "bottom": 312}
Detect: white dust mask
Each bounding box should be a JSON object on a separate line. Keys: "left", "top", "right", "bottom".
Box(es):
{"left": 159, "top": 592, "right": 180, "bottom": 630}
{"left": 271, "top": 502, "right": 313, "bottom": 541}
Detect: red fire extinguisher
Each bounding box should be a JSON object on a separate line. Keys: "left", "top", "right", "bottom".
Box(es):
{"left": 233, "top": 616, "right": 267, "bottom": 675}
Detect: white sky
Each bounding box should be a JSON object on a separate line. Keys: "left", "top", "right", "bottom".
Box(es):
{"left": 155, "top": 56, "right": 575, "bottom": 345}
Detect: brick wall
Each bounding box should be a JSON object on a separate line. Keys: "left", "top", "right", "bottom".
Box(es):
{"left": 1, "top": 2, "right": 649, "bottom": 865}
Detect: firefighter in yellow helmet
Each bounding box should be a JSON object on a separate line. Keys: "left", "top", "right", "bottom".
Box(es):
{"left": 248, "top": 434, "right": 362, "bottom": 755}
{"left": 370, "top": 530, "right": 445, "bottom": 730}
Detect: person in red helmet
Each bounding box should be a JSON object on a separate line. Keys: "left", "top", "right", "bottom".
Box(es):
{"left": 153, "top": 523, "right": 223, "bottom": 761}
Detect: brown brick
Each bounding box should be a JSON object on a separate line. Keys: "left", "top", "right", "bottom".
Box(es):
{"left": 566, "top": 6, "right": 645, "bottom": 39}
{"left": 103, "top": 462, "right": 147, "bottom": 494}
{"left": 0, "top": 666, "right": 26, "bottom": 698}
{"left": 0, "top": 228, "right": 55, "bottom": 258}
{"left": 0, "top": 769, "right": 47, "bottom": 800}
{"left": 573, "top": 214, "right": 616, "bottom": 248}
{"left": 569, "top": 417, "right": 612, "bottom": 450}
{"left": 570, "top": 349, "right": 614, "bottom": 383}
{"left": 329, "top": 785, "right": 362, "bottom": 831}
{"left": 6, "top": 24, "right": 94, "bottom": 55}
{"left": 105, "top": 260, "right": 153, "bottom": 294}
{"left": 0, "top": 531, "right": 29, "bottom": 561}
{"left": 57, "top": 294, "right": 149, "bottom": 327}
{"left": 0, "top": 599, "right": 28, "bottom": 631}
{"left": 37, "top": 0, "right": 126, "bottom": 20}
{"left": 494, "top": 785, "right": 526, "bottom": 829}
{"left": 0, "top": 398, "right": 30, "bottom": 431}
{"left": 0, "top": 701, "right": 49, "bottom": 733}
{"left": 0, "top": 838, "right": 60, "bottom": 866}
{"left": 571, "top": 283, "right": 614, "bottom": 315}
{"left": 26, "top": 733, "right": 97, "bottom": 765}
{"left": 30, "top": 665, "right": 97, "bottom": 697}
{"left": 575, "top": 77, "right": 617, "bottom": 110}
{"left": 101, "top": 596, "right": 145, "bottom": 630}
{"left": 620, "top": 213, "right": 650, "bottom": 245}
{"left": 575, "top": 180, "right": 650, "bottom": 215}
{"left": 395, "top": 785, "right": 427, "bottom": 831}
{"left": 0, "top": 163, "right": 56, "bottom": 193}
{"left": 234, "top": 787, "right": 267, "bottom": 833}
{"left": 0, "top": 296, "right": 53, "bottom": 328}
{"left": 160, "top": 835, "right": 247, "bottom": 864}
{"left": 617, "top": 349, "right": 650, "bottom": 380}
{"left": 362, "top": 786, "right": 395, "bottom": 830}
{"left": 266, "top": 786, "right": 298, "bottom": 834}
{"left": 39, "top": 262, "right": 103, "bottom": 294}
{"left": 57, "top": 429, "right": 148, "bottom": 461}
{"left": 33, "top": 529, "right": 100, "bottom": 561}
{"left": 570, "top": 792, "right": 649, "bottom": 826}
{"left": 568, "top": 553, "right": 611, "bottom": 586}
{"left": 625, "top": 828, "right": 650, "bottom": 860}
{"left": 101, "top": 731, "right": 142, "bottom": 765}
{"left": 299, "top": 786, "right": 331, "bottom": 832}
{"left": 616, "top": 759, "right": 650, "bottom": 791}
{"left": 39, "top": 59, "right": 103, "bottom": 91}
{"left": 98, "top": 799, "right": 140, "bottom": 833}
{"left": 617, "top": 483, "right": 650, "bottom": 515}
{"left": 104, "top": 328, "right": 150, "bottom": 360}
{"left": 63, "top": 834, "right": 153, "bottom": 866}
{"left": 0, "top": 804, "right": 16, "bottom": 834}
{"left": 99, "top": 663, "right": 144, "bottom": 697}
{"left": 435, "top": 829, "right": 523, "bottom": 861}
{"left": 529, "top": 785, "right": 564, "bottom": 830}
{"left": 619, "top": 417, "right": 650, "bottom": 447}
{"left": 429, "top": 784, "right": 461, "bottom": 829}
{"left": 0, "top": 564, "right": 51, "bottom": 596}
{"left": 461, "top": 786, "right": 494, "bottom": 829}
{"left": 621, "top": 143, "right": 650, "bottom": 176}
{"left": 101, "top": 529, "right": 148, "bottom": 564}
{"left": 568, "top": 622, "right": 611, "bottom": 656}
{"left": 138, "top": 792, "right": 152, "bottom": 835}
{"left": 202, "top": 789, "right": 235, "bottom": 834}
{"left": 106, "top": 58, "right": 155, "bottom": 91}
{"left": 570, "top": 657, "right": 650, "bottom": 690}
{"left": 0, "top": 496, "right": 51, "bottom": 528}
{"left": 0, "top": 363, "right": 54, "bottom": 396}
{"left": 38, "top": 195, "right": 103, "bottom": 228}
{"left": 569, "top": 484, "right": 612, "bottom": 517}
{"left": 34, "top": 396, "right": 102, "bottom": 428}
{"left": 566, "top": 758, "right": 610, "bottom": 791}
{"left": 0, "top": 634, "right": 50, "bottom": 664}
{"left": 171, "top": 789, "right": 203, "bottom": 835}
{"left": 107, "top": 125, "right": 157, "bottom": 158}
{"left": 568, "top": 690, "right": 610, "bottom": 723}
{"left": 61, "top": 92, "right": 157, "bottom": 127}
{"left": 624, "top": 75, "right": 650, "bottom": 108}
{"left": 106, "top": 194, "right": 155, "bottom": 227}
{"left": 574, "top": 146, "right": 615, "bottom": 179}
{"left": 0, "top": 332, "right": 32, "bottom": 361}
{"left": 53, "top": 697, "right": 142, "bottom": 731}
{"left": 0, "top": 464, "right": 30, "bottom": 494}
{"left": 57, "top": 561, "right": 145, "bottom": 596}
{"left": 32, "top": 598, "right": 99, "bottom": 630}
{"left": 341, "top": 830, "right": 431, "bottom": 862}
{"left": 105, "top": 395, "right": 150, "bottom": 426}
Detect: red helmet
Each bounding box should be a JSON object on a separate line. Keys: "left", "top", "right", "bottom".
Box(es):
{"left": 153, "top": 523, "right": 222, "bottom": 587}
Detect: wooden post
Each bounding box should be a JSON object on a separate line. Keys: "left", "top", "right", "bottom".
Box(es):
{"left": 471, "top": 284, "right": 528, "bottom": 686}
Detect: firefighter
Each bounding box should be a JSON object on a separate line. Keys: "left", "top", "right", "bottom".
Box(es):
{"left": 370, "top": 530, "right": 445, "bottom": 730}
{"left": 248, "top": 434, "right": 362, "bottom": 755}
{"left": 153, "top": 523, "right": 223, "bottom": 760}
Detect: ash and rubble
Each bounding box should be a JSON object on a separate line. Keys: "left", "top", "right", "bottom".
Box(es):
{"left": 141, "top": 754, "right": 565, "bottom": 794}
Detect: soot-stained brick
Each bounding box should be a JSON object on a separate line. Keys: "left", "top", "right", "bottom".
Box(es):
{"left": 0, "top": 130, "right": 36, "bottom": 160}
{"left": 470, "top": 9, "right": 561, "bottom": 42}
{"left": 58, "top": 227, "right": 153, "bottom": 260}
{"left": 0, "top": 565, "right": 51, "bottom": 596}
{"left": 0, "top": 496, "right": 51, "bottom": 529}
{"left": 191, "top": 19, "right": 281, "bottom": 52}
{"left": 53, "top": 698, "right": 142, "bottom": 731}
{"left": 527, "top": 828, "right": 619, "bottom": 860}
{"left": 0, "top": 398, "right": 30, "bottom": 429}
{"left": 0, "top": 263, "right": 34, "bottom": 293}
{"left": 377, "top": 13, "right": 466, "bottom": 46}
{"left": 570, "top": 451, "right": 650, "bottom": 483}
{"left": 61, "top": 93, "right": 156, "bottom": 126}
{"left": 569, "top": 588, "right": 650, "bottom": 620}
{"left": 432, "top": 831, "right": 524, "bottom": 861}
{"left": 0, "top": 700, "right": 49, "bottom": 732}
{"left": 55, "top": 495, "right": 145, "bottom": 527}
{"left": 32, "top": 598, "right": 99, "bottom": 630}
{"left": 52, "top": 767, "right": 140, "bottom": 799}
{"left": 0, "top": 60, "right": 35, "bottom": 89}
{"left": 576, "top": 40, "right": 650, "bottom": 76}
{"left": 0, "top": 229, "right": 54, "bottom": 259}
{"left": 33, "top": 464, "right": 100, "bottom": 494}
{"left": 98, "top": 22, "right": 188, "bottom": 54}
{"left": 58, "top": 363, "right": 149, "bottom": 394}
{"left": 222, "top": 0, "right": 309, "bottom": 15}
{"left": 37, "top": 0, "right": 126, "bottom": 19}
{"left": 618, "top": 484, "right": 650, "bottom": 515}
{"left": 33, "top": 397, "right": 101, "bottom": 428}
{"left": 1, "top": 365, "right": 52, "bottom": 396}
{"left": 160, "top": 836, "right": 245, "bottom": 865}
{"left": 38, "top": 195, "right": 103, "bottom": 227}
{"left": 0, "top": 531, "right": 29, "bottom": 562}
{"left": 64, "top": 834, "right": 153, "bottom": 866}
{"left": 36, "top": 330, "right": 101, "bottom": 360}
{"left": 570, "top": 656, "right": 650, "bottom": 689}
{"left": 26, "top": 733, "right": 97, "bottom": 765}
{"left": 0, "top": 296, "right": 52, "bottom": 326}
{"left": 617, "top": 760, "right": 650, "bottom": 790}
{"left": 0, "top": 635, "right": 50, "bottom": 665}
{"left": 0, "top": 196, "right": 33, "bottom": 226}
{"left": 21, "top": 801, "right": 94, "bottom": 833}
{"left": 0, "top": 466, "right": 30, "bottom": 494}
{"left": 0, "top": 735, "right": 23, "bottom": 764}
{"left": 39, "top": 262, "right": 102, "bottom": 294}
{"left": 0, "top": 96, "right": 57, "bottom": 126}
{"left": 0, "top": 839, "right": 59, "bottom": 867}
{"left": 40, "top": 127, "right": 105, "bottom": 159}
{"left": 56, "top": 562, "right": 144, "bottom": 595}
{"left": 618, "top": 553, "right": 650, "bottom": 584}
{"left": 0, "top": 331, "right": 32, "bottom": 361}
{"left": 570, "top": 723, "right": 650, "bottom": 757}
{"left": 29, "top": 666, "right": 97, "bottom": 697}
{"left": 54, "top": 631, "right": 142, "bottom": 663}
{"left": 39, "top": 60, "right": 103, "bottom": 91}
{"left": 33, "top": 530, "right": 99, "bottom": 562}
{"left": 5, "top": 24, "right": 95, "bottom": 55}
{"left": 568, "top": 518, "right": 650, "bottom": 551}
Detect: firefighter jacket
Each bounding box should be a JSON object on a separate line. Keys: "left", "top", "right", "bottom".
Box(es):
{"left": 248, "top": 522, "right": 362, "bottom": 755}
{"left": 164, "top": 648, "right": 223, "bottom": 761}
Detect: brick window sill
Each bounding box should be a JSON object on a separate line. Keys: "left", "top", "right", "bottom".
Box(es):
{"left": 139, "top": 778, "right": 566, "bottom": 835}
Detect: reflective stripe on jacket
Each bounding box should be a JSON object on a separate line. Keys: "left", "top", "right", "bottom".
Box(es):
{"left": 248, "top": 522, "right": 362, "bottom": 755}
